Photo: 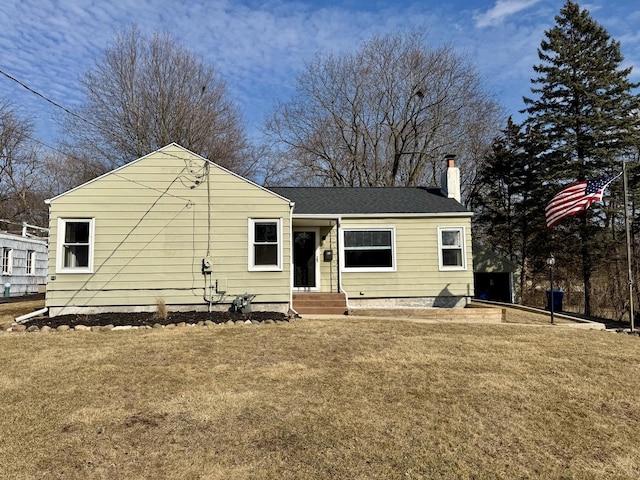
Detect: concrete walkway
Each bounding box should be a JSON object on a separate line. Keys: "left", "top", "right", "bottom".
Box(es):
{"left": 472, "top": 299, "right": 625, "bottom": 330}
{"left": 298, "top": 309, "right": 608, "bottom": 330}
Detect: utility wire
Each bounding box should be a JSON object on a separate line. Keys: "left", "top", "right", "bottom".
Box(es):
{"left": 2, "top": 68, "right": 213, "bottom": 195}
{"left": 0, "top": 67, "right": 106, "bottom": 134}
{"left": 1, "top": 66, "right": 216, "bottom": 195}
{"left": 0, "top": 66, "right": 215, "bottom": 171}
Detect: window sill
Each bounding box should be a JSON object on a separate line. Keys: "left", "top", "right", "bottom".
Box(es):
{"left": 439, "top": 266, "right": 467, "bottom": 271}
{"left": 248, "top": 266, "right": 283, "bottom": 272}
{"left": 343, "top": 267, "right": 396, "bottom": 273}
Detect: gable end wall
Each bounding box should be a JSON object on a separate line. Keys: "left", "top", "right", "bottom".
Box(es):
{"left": 46, "top": 145, "right": 291, "bottom": 316}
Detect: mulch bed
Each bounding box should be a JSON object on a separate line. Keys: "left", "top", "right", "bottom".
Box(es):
{"left": 24, "top": 310, "right": 290, "bottom": 329}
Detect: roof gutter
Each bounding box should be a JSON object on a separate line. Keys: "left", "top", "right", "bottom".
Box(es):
{"left": 292, "top": 212, "right": 473, "bottom": 219}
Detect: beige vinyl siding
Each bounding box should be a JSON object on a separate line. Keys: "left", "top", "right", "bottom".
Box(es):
{"left": 318, "top": 224, "right": 339, "bottom": 293}
{"left": 339, "top": 217, "right": 473, "bottom": 299}
{"left": 47, "top": 145, "right": 291, "bottom": 312}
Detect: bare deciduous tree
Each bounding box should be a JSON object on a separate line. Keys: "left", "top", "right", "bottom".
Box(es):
{"left": 61, "top": 25, "right": 250, "bottom": 178}
{"left": 264, "top": 32, "right": 502, "bottom": 197}
{"left": 0, "top": 100, "right": 48, "bottom": 226}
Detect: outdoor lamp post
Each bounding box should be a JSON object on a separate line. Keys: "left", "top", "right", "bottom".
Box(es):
{"left": 547, "top": 254, "right": 556, "bottom": 324}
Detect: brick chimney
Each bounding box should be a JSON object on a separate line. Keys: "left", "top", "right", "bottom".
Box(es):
{"left": 440, "top": 154, "right": 461, "bottom": 203}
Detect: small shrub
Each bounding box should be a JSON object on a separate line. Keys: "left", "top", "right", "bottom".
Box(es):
{"left": 155, "top": 298, "right": 168, "bottom": 319}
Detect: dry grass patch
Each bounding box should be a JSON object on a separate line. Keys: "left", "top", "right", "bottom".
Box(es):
{"left": 1, "top": 318, "right": 639, "bottom": 479}
{"left": 502, "top": 307, "right": 576, "bottom": 324}
{"left": 0, "top": 298, "right": 44, "bottom": 324}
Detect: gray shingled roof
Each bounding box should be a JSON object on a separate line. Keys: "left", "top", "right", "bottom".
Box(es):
{"left": 269, "top": 187, "right": 470, "bottom": 215}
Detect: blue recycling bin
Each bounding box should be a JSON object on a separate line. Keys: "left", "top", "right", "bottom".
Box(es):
{"left": 546, "top": 290, "right": 564, "bottom": 312}
{"left": 476, "top": 288, "right": 489, "bottom": 300}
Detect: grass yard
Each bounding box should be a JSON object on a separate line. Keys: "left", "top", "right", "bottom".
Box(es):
{"left": 1, "top": 311, "right": 639, "bottom": 479}
{"left": 0, "top": 298, "right": 45, "bottom": 325}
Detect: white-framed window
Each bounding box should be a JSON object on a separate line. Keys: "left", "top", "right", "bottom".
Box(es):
{"left": 56, "top": 218, "right": 95, "bottom": 273}
{"left": 341, "top": 227, "right": 396, "bottom": 272}
{"left": 248, "top": 218, "right": 282, "bottom": 271}
{"left": 438, "top": 226, "right": 467, "bottom": 270}
{"left": 26, "top": 250, "right": 36, "bottom": 275}
{"left": 1, "top": 247, "right": 12, "bottom": 275}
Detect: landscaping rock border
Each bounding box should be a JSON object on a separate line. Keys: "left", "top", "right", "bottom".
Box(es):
{"left": 1, "top": 310, "right": 293, "bottom": 334}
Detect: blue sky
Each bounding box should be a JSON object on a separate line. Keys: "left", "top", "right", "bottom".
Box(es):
{"left": 1, "top": 0, "right": 640, "bottom": 147}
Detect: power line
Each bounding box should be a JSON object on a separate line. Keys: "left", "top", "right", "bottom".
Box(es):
{"left": 0, "top": 71, "right": 106, "bottom": 174}
{"left": 0, "top": 66, "right": 221, "bottom": 191}
{"left": 1, "top": 67, "right": 192, "bottom": 164}
{"left": 0, "top": 67, "right": 105, "bottom": 133}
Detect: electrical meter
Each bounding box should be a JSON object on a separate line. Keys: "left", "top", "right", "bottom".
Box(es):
{"left": 202, "top": 257, "right": 213, "bottom": 273}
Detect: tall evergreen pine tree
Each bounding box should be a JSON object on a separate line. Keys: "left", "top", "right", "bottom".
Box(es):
{"left": 523, "top": 0, "right": 640, "bottom": 315}
{"left": 475, "top": 118, "right": 548, "bottom": 303}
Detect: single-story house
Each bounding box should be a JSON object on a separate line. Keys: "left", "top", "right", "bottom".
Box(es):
{"left": 44, "top": 144, "right": 474, "bottom": 317}
{"left": 1, "top": 223, "right": 48, "bottom": 297}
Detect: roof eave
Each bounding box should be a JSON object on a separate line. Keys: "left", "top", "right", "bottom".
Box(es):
{"left": 292, "top": 211, "right": 473, "bottom": 219}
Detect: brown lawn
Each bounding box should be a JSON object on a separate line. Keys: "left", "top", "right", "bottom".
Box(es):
{"left": 0, "top": 301, "right": 639, "bottom": 479}
{"left": 0, "top": 298, "right": 45, "bottom": 324}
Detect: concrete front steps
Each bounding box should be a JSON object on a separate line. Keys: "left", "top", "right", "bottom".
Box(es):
{"left": 292, "top": 292, "right": 348, "bottom": 315}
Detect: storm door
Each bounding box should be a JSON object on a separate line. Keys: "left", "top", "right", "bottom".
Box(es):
{"left": 293, "top": 230, "right": 318, "bottom": 289}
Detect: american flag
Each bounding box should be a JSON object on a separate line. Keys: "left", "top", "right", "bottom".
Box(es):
{"left": 545, "top": 174, "right": 620, "bottom": 228}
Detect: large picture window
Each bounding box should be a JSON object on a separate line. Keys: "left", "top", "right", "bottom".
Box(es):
{"left": 249, "top": 219, "right": 282, "bottom": 271}
{"left": 438, "top": 226, "right": 466, "bottom": 270}
{"left": 342, "top": 228, "right": 395, "bottom": 271}
{"left": 57, "top": 218, "right": 94, "bottom": 273}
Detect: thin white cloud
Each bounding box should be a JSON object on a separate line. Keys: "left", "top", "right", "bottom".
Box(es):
{"left": 474, "top": 0, "right": 542, "bottom": 28}
{"left": 0, "top": 0, "right": 638, "bottom": 145}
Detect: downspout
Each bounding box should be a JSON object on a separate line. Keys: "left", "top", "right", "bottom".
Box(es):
{"left": 336, "top": 216, "right": 350, "bottom": 310}
{"left": 15, "top": 307, "right": 48, "bottom": 323}
{"left": 288, "top": 201, "right": 300, "bottom": 317}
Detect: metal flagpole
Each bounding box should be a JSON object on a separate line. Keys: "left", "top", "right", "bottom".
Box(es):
{"left": 623, "top": 161, "right": 635, "bottom": 332}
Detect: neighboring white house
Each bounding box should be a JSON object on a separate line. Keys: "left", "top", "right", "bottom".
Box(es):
{"left": 0, "top": 222, "right": 48, "bottom": 297}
